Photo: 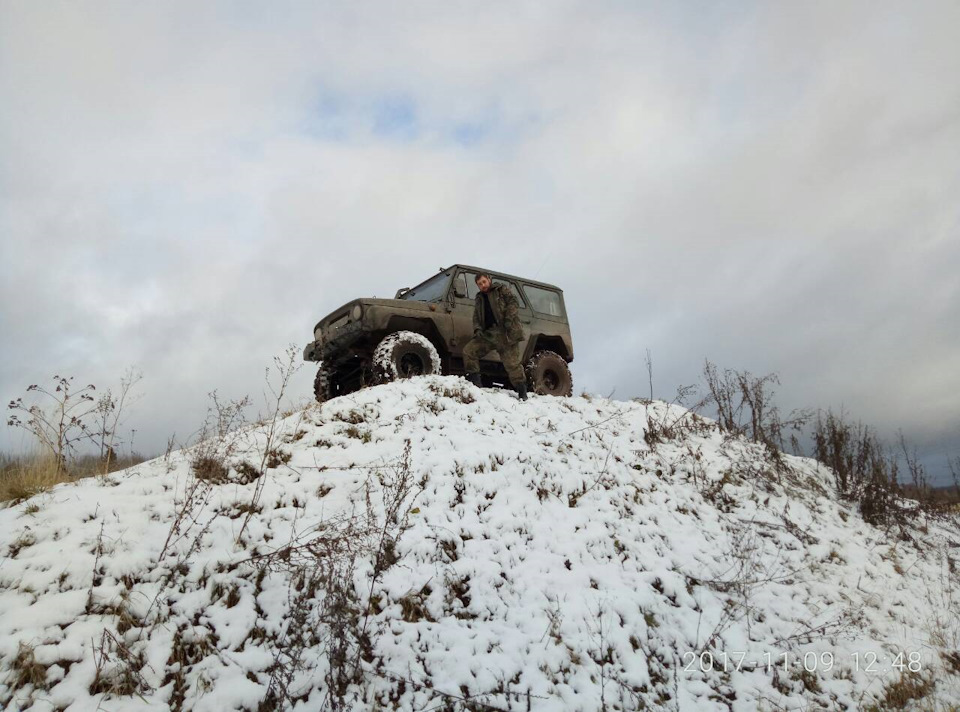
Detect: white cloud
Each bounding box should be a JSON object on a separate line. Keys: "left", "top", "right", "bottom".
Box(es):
{"left": 1, "top": 1, "right": 958, "bottom": 480}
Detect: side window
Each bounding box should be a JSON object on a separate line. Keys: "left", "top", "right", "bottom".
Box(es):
{"left": 463, "top": 272, "right": 480, "bottom": 299}
{"left": 523, "top": 285, "right": 564, "bottom": 317}
{"left": 452, "top": 272, "right": 469, "bottom": 299}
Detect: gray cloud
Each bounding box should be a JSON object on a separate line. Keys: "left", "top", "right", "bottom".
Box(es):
{"left": 2, "top": 2, "right": 958, "bottom": 482}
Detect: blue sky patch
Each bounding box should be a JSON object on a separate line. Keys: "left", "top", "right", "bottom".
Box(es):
{"left": 450, "top": 121, "right": 489, "bottom": 147}
{"left": 373, "top": 95, "right": 419, "bottom": 140}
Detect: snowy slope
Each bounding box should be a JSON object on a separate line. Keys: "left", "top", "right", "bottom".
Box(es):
{"left": 1, "top": 376, "right": 958, "bottom": 711}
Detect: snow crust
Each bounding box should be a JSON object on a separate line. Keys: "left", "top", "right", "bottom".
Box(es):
{"left": 1, "top": 376, "right": 958, "bottom": 711}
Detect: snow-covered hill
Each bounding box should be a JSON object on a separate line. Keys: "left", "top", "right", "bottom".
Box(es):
{"left": 2, "top": 376, "right": 958, "bottom": 711}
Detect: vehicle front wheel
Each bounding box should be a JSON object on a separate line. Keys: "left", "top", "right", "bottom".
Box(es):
{"left": 313, "top": 363, "right": 335, "bottom": 403}
{"left": 526, "top": 350, "right": 573, "bottom": 396}
{"left": 373, "top": 331, "right": 442, "bottom": 383}
{"left": 315, "top": 359, "right": 372, "bottom": 402}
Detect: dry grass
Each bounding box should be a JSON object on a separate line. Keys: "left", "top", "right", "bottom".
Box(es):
{"left": 428, "top": 381, "right": 476, "bottom": 404}
{"left": 864, "top": 672, "right": 936, "bottom": 711}
{"left": 10, "top": 643, "right": 48, "bottom": 693}
{"left": 89, "top": 629, "right": 148, "bottom": 698}
{"left": 190, "top": 456, "right": 230, "bottom": 484}
{"left": 1, "top": 452, "right": 151, "bottom": 503}
{"left": 0, "top": 456, "right": 67, "bottom": 503}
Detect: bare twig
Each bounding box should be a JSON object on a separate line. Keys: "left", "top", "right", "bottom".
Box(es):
{"left": 237, "top": 345, "right": 302, "bottom": 542}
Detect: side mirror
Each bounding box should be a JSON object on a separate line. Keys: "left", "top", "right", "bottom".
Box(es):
{"left": 453, "top": 286, "right": 467, "bottom": 299}
{"left": 395, "top": 287, "right": 410, "bottom": 299}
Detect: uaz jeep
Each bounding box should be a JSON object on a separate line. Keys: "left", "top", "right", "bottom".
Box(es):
{"left": 303, "top": 264, "right": 574, "bottom": 401}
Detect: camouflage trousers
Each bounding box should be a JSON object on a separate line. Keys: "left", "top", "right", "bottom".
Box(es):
{"left": 463, "top": 329, "right": 525, "bottom": 387}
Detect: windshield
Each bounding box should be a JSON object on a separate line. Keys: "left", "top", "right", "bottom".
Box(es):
{"left": 400, "top": 270, "right": 451, "bottom": 302}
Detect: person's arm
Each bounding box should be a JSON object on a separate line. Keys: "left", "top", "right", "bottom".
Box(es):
{"left": 501, "top": 290, "right": 523, "bottom": 340}
{"left": 472, "top": 294, "right": 482, "bottom": 334}
{"left": 502, "top": 289, "right": 519, "bottom": 318}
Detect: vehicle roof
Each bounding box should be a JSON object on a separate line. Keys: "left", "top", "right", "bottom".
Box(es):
{"left": 446, "top": 264, "right": 563, "bottom": 292}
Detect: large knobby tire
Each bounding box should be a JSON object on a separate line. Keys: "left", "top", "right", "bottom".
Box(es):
{"left": 313, "top": 363, "right": 334, "bottom": 403}
{"left": 373, "top": 331, "right": 442, "bottom": 383}
{"left": 526, "top": 350, "right": 573, "bottom": 397}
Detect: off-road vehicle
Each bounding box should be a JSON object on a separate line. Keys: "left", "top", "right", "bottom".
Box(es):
{"left": 303, "top": 264, "right": 574, "bottom": 401}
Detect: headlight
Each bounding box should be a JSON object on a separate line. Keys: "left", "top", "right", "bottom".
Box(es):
{"left": 351, "top": 304, "right": 362, "bottom": 321}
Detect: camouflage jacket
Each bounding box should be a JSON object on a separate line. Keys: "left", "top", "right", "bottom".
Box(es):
{"left": 473, "top": 282, "right": 524, "bottom": 344}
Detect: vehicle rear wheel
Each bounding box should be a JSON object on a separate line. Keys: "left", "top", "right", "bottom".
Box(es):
{"left": 526, "top": 350, "right": 573, "bottom": 397}
{"left": 373, "top": 331, "right": 442, "bottom": 383}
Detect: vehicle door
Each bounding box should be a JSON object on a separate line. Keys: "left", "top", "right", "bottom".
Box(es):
{"left": 449, "top": 270, "right": 479, "bottom": 354}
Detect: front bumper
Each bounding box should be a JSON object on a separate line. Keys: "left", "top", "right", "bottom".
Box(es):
{"left": 303, "top": 341, "right": 321, "bottom": 362}
{"left": 303, "top": 320, "right": 364, "bottom": 362}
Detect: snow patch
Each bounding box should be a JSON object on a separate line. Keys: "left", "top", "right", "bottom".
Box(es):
{"left": 0, "top": 376, "right": 958, "bottom": 711}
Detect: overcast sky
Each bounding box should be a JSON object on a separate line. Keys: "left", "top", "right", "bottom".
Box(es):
{"left": 1, "top": 2, "right": 958, "bottom": 483}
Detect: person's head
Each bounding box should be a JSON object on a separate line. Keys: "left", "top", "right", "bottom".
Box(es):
{"left": 475, "top": 273, "right": 493, "bottom": 293}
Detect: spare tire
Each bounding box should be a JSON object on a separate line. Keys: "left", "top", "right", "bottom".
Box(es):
{"left": 373, "top": 331, "right": 442, "bottom": 383}
{"left": 526, "top": 350, "right": 573, "bottom": 397}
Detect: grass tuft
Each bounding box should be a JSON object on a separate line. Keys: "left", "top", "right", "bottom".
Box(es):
{"left": 10, "top": 643, "right": 47, "bottom": 693}
{"left": 864, "top": 672, "right": 936, "bottom": 712}
{"left": 191, "top": 456, "right": 229, "bottom": 484}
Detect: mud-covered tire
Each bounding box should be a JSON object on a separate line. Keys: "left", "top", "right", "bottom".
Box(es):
{"left": 373, "top": 331, "right": 442, "bottom": 383}
{"left": 313, "top": 363, "right": 334, "bottom": 403}
{"left": 526, "top": 350, "right": 573, "bottom": 397}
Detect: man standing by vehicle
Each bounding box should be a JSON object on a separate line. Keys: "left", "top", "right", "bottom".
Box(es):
{"left": 463, "top": 273, "right": 528, "bottom": 401}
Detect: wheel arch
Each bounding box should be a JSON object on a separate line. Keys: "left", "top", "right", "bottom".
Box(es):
{"left": 523, "top": 334, "right": 572, "bottom": 363}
